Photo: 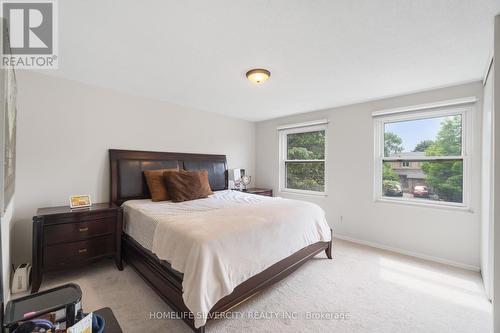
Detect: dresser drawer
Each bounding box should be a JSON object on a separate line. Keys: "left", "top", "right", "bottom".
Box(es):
{"left": 43, "top": 235, "right": 115, "bottom": 270}
{"left": 44, "top": 217, "right": 116, "bottom": 245}
{"left": 43, "top": 211, "right": 118, "bottom": 225}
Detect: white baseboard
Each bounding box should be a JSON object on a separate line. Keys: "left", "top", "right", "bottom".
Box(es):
{"left": 334, "top": 234, "right": 480, "bottom": 272}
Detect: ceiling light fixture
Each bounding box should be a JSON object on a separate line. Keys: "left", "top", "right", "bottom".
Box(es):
{"left": 246, "top": 68, "right": 271, "bottom": 84}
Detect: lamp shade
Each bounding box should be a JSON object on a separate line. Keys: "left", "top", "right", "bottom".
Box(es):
{"left": 229, "top": 169, "right": 242, "bottom": 181}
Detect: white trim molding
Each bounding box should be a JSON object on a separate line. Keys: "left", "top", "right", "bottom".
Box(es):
{"left": 277, "top": 119, "right": 328, "bottom": 131}
{"left": 335, "top": 234, "right": 480, "bottom": 271}
{"left": 376, "top": 197, "right": 474, "bottom": 212}
{"left": 372, "top": 97, "right": 477, "bottom": 117}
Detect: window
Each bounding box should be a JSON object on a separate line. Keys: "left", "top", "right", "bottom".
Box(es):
{"left": 373, "top": 100, "right": 474, "bottom": 207}
{"left": 279, "top": 121, "right": 327, "bottom": 195}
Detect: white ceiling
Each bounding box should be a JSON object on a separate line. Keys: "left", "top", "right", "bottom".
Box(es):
{"left": 49, "top": 1, "right": 499, "bottom": 121}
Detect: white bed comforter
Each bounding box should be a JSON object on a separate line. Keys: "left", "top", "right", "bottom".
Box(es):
{"left": 126, "top": 190, "right": 331, "bottom": 328}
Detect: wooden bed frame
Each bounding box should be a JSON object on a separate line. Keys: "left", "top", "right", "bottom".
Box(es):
{"left": 109, "top": 149, "right": 333, "bottom": 332}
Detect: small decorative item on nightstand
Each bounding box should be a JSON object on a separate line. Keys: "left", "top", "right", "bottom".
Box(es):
{"left": 241, "top": 175, "right": 251, "bottom": 190}
{"left": 31, "top": 203, "right": 123, "bottom": 293}
{"left": 69, "top": 194, "right": 92, "bottom": 209}
{"left": 229, "top": 168, "right": 242, "bottom": 190}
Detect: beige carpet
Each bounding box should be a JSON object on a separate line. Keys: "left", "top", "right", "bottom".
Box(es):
{"left": 36, "top": 239, "right": 491, "bottom": 333}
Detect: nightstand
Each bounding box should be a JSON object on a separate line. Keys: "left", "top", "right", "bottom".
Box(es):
{"left": 238, "top": 188, "right": 273, "bottom": 197}
{"left": 32, "top": 203, "right": 122, "bottom": 293}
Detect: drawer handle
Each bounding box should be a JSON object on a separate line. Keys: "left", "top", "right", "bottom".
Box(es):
{"left": 78, "top": 248, "right": 88, "bottom": 254}
{"left": 79, "top": 227, "right": 89, "bottom": 232}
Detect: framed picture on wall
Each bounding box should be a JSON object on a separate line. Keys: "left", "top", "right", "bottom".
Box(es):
{"left": 0, "top": 18, "right": 17, "bottom": 216}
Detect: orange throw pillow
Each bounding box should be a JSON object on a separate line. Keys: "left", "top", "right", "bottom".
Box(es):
{"left": 164, "top": 169, "right": 213, "bottom": 202}
{"left": 144, "top": 168, "right": 178, "bottom": 201}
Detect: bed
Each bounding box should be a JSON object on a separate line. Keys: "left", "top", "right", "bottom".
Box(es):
{"left": 109, "top": 149, "right": 333, "bottom": 332}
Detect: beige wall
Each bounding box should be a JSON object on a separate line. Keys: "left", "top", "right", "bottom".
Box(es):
{"left": 481, "top": 60, "right": 494, "bottom": 300}
{"left": 12, "top": 72, "right": 256, "bottom": 265}
{"left": 256, "top": 82, "right": 483, "bottom": 268}
{"left": 493, "top": 14, "right": 500, "bottom": 333}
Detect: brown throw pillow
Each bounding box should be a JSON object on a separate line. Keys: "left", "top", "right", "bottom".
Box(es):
{"left": 144, "top": 168, "right": 178, "bottom": 201}
{"left": 164, "top": 169, "right": 213, "bottom": 202}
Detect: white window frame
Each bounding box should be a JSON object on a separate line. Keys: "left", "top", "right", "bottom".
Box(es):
{"left": 278, "top": 122, "right": 328, "bottom": 196}
{"left": 373, "top": 101, "right": 474, "bottom": 209}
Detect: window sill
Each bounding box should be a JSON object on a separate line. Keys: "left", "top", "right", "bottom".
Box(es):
{"left": 279, "top": 188, "right": 328, "bottom": 197}
{"left": 375, "top": 197, "right": 473, "bottom": 212}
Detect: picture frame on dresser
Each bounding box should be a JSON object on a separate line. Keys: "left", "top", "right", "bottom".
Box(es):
{"left": 69, "top": 194, "right": 92, "bottom": 209}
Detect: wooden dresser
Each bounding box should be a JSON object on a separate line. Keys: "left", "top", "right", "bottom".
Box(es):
{"left": 32, "top": 203, "right": 122, "bottom": 293}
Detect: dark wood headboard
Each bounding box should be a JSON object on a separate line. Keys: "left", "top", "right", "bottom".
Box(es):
{"left": 109, "top": 149, "right": 227, "bottom": 205}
